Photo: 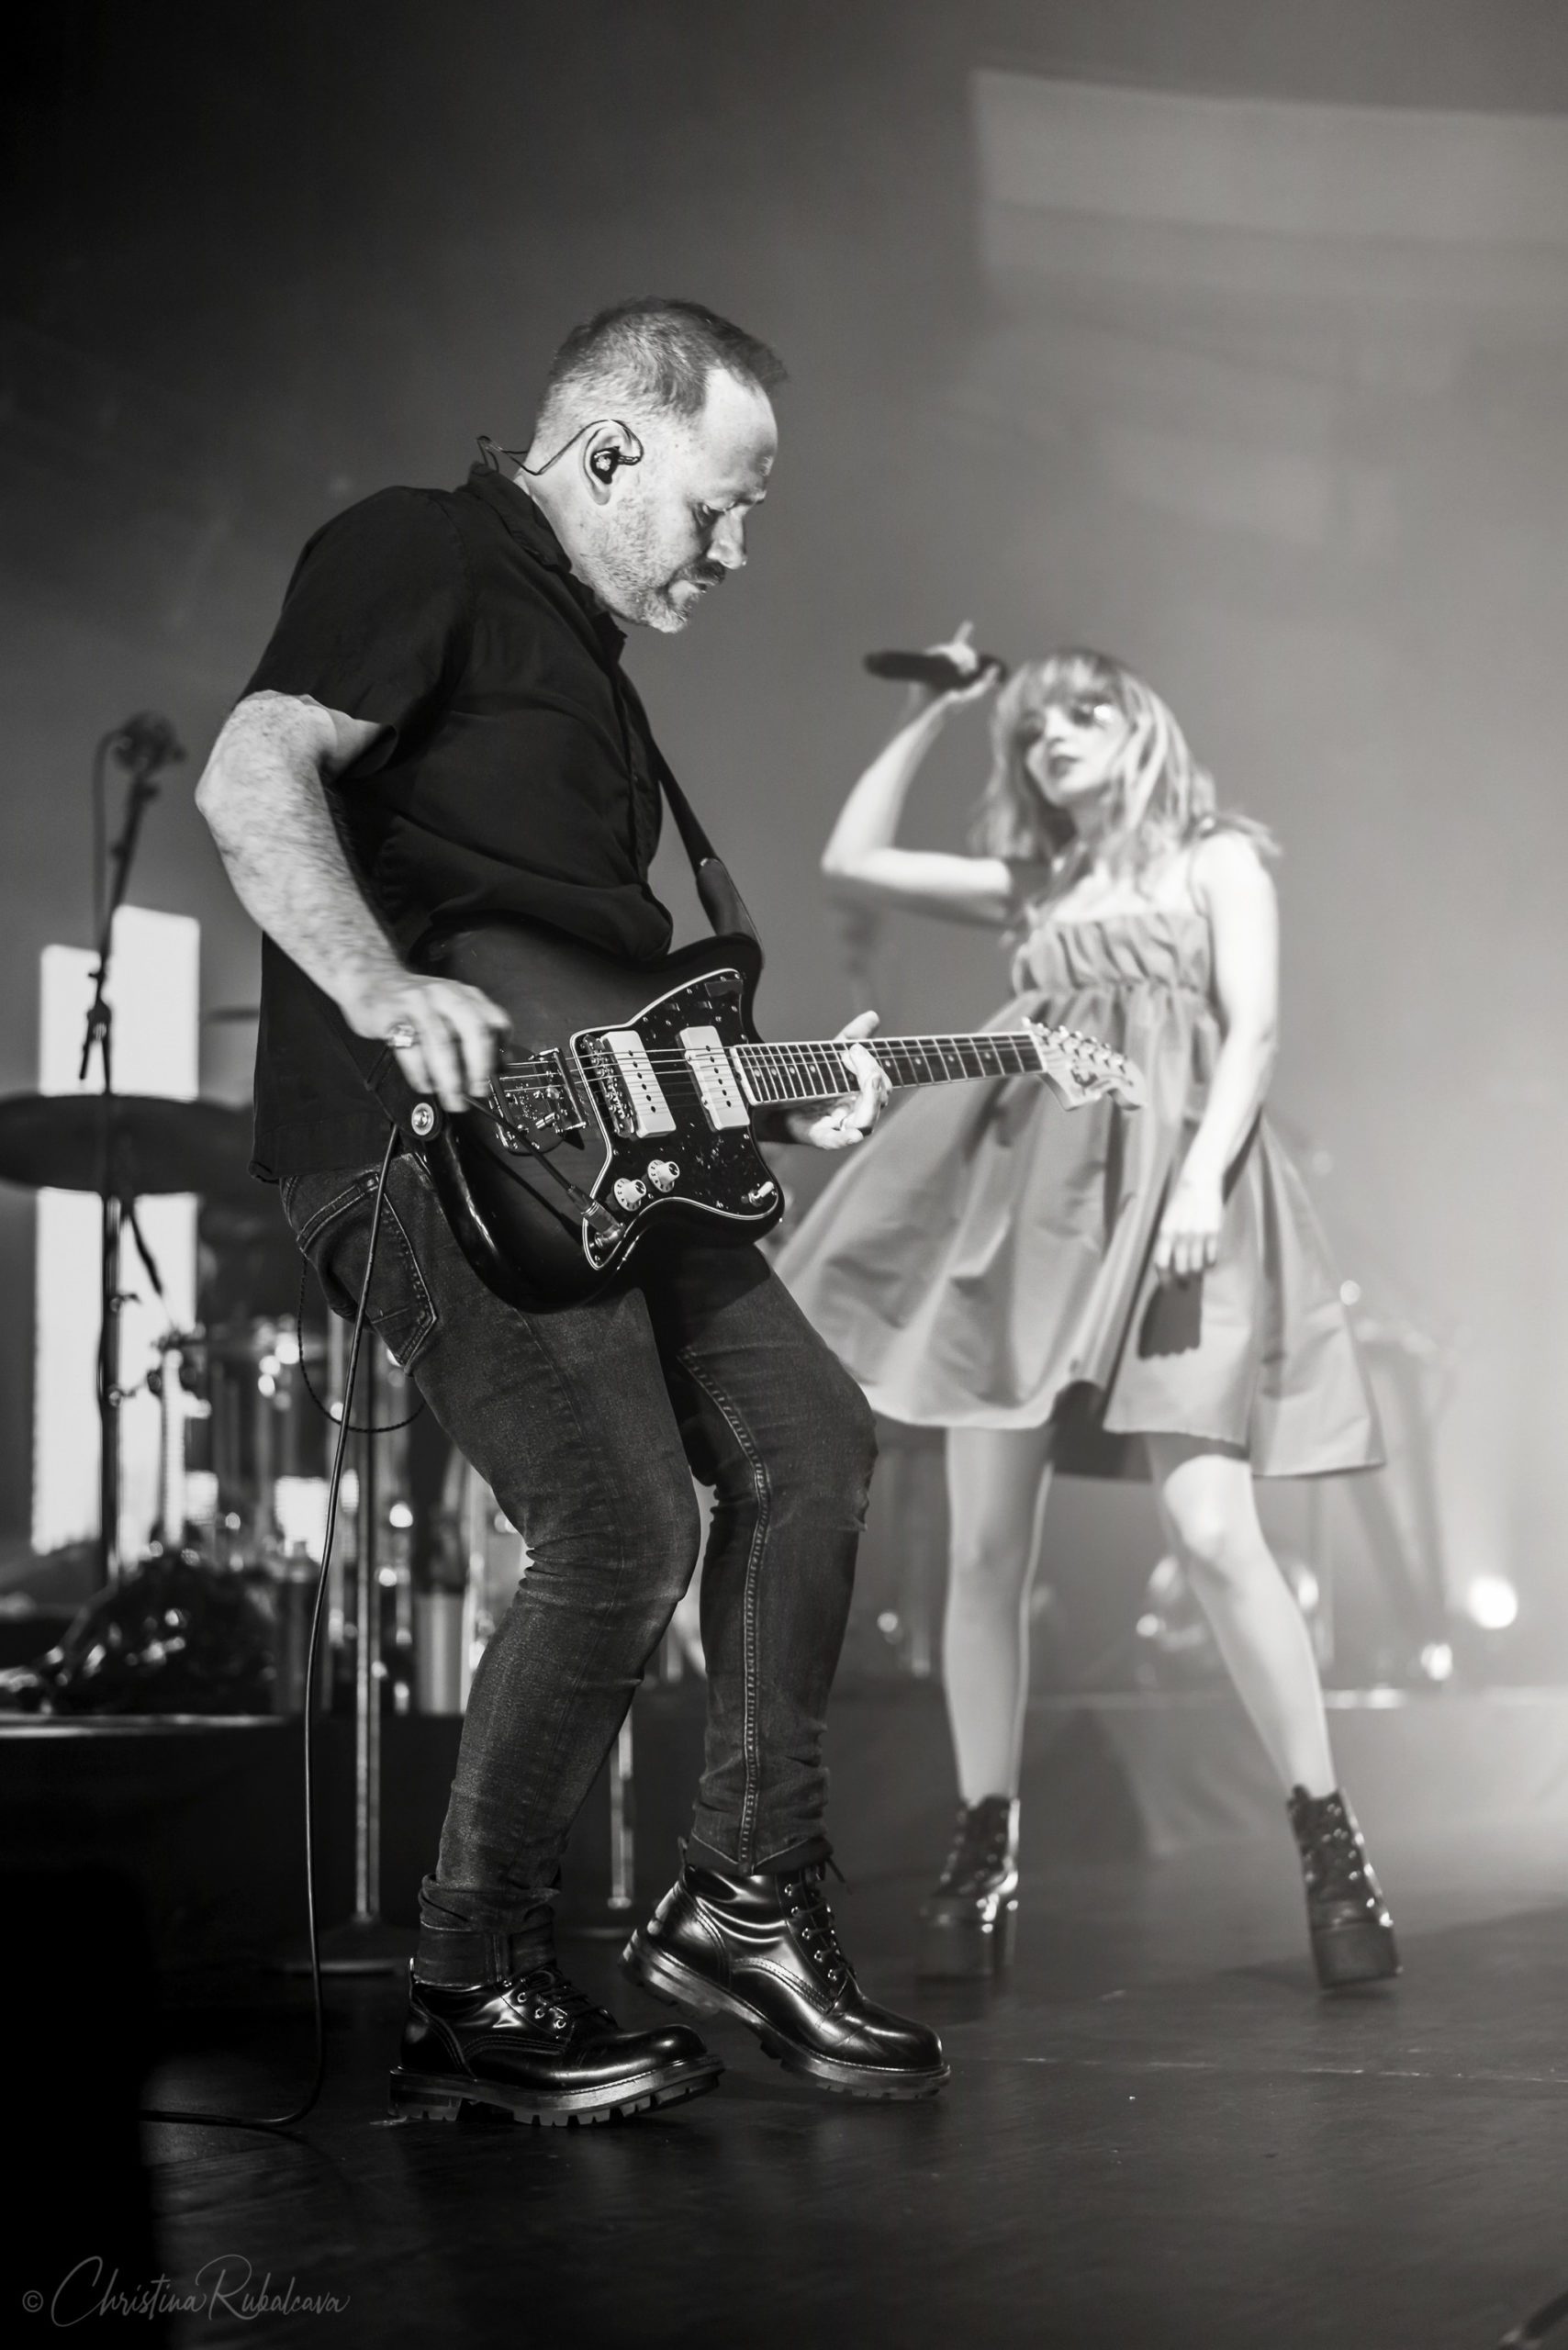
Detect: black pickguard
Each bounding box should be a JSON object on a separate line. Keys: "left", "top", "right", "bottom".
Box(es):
{"left": 411, "top": 920, "right": 782, "bottom": 1311}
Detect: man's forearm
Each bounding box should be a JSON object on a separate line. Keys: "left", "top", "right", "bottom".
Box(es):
{"left": 196, "top": 695, "right": 401, "bottom": 1022}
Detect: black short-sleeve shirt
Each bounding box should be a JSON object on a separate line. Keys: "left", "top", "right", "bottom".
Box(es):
{"left": 241, "top": 463, "right": 675, "bottom": 1178}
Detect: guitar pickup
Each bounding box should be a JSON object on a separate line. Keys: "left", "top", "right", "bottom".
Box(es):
{"left": 679, "top": 1024, "right": 750, "bottom": 1131}
{"left": 598, "top": 1030, "right": 676, "bottom": 1139}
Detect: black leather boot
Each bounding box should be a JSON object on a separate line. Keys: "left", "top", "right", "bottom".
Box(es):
{"left": 1288, "top": 1786, "right": 1400, "bottom": 1989}
{"left": 622, "top": 1857, "right": 950, "bottom": 2100}
{"left": 918, "top": 1795, "right": 1019, "bottom": 1980}
{"left": 387, "top": 1963, "right": 722, "bottom": 2126}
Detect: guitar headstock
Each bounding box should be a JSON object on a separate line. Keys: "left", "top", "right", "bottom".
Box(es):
{"left": 1027, "top": 1022, "right": 1147, "bottom": 1112}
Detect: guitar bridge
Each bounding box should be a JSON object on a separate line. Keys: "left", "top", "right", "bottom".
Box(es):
{"left": 489, "top": 1053, "right": 587, "bottom": 1152}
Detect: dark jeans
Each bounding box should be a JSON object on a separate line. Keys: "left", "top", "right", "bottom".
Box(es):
{"left": 281, "top": 1149, "right": 877, "bottom": 1986}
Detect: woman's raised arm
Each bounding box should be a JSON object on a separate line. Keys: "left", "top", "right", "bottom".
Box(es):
{"left": 820, "top": 629, "right": 1016, "bottom": 928}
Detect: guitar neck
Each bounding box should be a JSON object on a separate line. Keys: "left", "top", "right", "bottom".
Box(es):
{"left": 734, "top": 1033, "right": 1042, "bottom": 1106}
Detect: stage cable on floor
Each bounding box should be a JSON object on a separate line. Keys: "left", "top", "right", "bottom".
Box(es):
{"left": 140, "top": 1124, "right": 400, "bottom": 2134}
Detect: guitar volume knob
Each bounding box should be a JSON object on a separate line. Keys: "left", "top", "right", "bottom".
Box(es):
{"left": 612, "top": 1177, "right": 648, "bottom": 1210}
{"left": 647, "top": 1159, "right": 680, "bottom": 1192}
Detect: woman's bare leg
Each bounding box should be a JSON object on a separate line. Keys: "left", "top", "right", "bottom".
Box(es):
{"left": 942, "top": 1423, "right": 1057, "bottom": 1801}
{"left": 1145, "top": 1434, "right": 1335, "bottom": 1796}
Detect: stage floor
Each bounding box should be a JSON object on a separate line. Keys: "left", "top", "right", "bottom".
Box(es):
{"left": 133, "top": 1811, "right": 1568, "bottom": 2349}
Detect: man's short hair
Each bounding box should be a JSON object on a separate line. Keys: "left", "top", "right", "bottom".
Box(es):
{"left": 538, "top": 297, "right": 786, "bottom": 433}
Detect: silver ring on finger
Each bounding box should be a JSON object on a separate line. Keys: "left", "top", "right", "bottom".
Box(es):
{"left": 386, "top": 1021, "right": 418, "bottom": 1051}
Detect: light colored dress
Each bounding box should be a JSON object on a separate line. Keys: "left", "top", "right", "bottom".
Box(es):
{"left": 775, "top": 876, "right": 1383, "bottom": 1480}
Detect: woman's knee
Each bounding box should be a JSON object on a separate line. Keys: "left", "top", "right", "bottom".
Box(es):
{"left": 946, "top": 1521, "right": 1035, "bottom": 1613}
{"left": 1164, "top": 1497, "right": 1261, "bottom": 1596}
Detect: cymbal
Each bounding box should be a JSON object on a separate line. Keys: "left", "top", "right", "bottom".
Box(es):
{"left": 0, "top": 1093, "right": 253, "bottom": 1202}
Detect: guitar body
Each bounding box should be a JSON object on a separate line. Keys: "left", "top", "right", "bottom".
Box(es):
{"left": 415, "top": 920, "right": 782, "bottom": 1312}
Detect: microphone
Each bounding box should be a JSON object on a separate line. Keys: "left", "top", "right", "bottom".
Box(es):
{"left": 111, "top": 712, "right": 186, "bottom": 772}
{"left": 863, "top": 648, "right": 1008, "bottom": 692}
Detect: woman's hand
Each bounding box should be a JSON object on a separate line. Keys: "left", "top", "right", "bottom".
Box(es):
{"left": 1153, "top": 1157, "right": 1225, "bottom": 1283}
{"left": 789, "top": 1010, "right": 892, "bottom": 1151}
{"left": 902, "top": 620, "right": 1002, "bottom": 722}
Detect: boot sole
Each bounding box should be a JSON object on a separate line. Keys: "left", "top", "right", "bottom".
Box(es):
{"left": 918, "top": 1899, "right": 1018, "bottom": 1982}
{"left": 1312, "top": 1921, "right": 1402, "bottom": 1991}
{"left": 386, "top": 2053, "right": 722, "bottom": 2128}
{"left": 622, "top": 1935, "right": 950, "bottom": 2102}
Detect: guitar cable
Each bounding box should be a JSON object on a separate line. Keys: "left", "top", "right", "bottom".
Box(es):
{"left": 140, "top": 1125, "right": 400, "bottom": 2133}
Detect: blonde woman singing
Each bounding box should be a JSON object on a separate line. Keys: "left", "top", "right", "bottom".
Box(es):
{"left": 777, "top": 633, "right": 1397, "bottom": 1990}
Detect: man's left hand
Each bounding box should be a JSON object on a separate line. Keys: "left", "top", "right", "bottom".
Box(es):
{"left": 790, "top": 1010, "right": 890, "bottom": 1150}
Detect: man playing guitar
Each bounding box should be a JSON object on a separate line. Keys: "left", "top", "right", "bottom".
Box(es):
{"left": 196, "top": 297, "right": 951, "bottom": 2121}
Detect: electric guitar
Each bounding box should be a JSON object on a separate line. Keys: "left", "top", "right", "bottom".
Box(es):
{"left": 410, "top": 919, "right": 1144, "bottom": 1310}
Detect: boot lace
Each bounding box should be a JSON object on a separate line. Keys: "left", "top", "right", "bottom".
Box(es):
{"left": 506, "top": 1964, "right": 616, "bottom": 2037}
{"left": 779, "top": 1865, "right": 854, "bottom": 1992}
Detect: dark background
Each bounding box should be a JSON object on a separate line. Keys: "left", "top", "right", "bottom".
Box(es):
{"left": 2, "top": 1, "right": 1565, "bottom": 1659}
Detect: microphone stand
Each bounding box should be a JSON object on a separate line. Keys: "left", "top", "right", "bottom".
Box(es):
{"left": 79, "top": 744, "right": 171, "bottom": 1586}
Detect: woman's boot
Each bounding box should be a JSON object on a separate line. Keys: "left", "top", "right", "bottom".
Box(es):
{"left": 918, "top": 1796, "right": 1019, "bottom": 1980}
{"left": 1288, "top": 1785, "right": 1400, "bottom": 1988}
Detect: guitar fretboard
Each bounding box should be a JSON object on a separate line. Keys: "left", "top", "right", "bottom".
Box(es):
{"left": 733, "top": 1034, "right": 1043, "bottom": 1105}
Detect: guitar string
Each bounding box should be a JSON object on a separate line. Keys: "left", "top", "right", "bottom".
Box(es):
{"left": 494, "top": 1034, "right": 1116, "bottom": 1078}
{"left": 494, "top": 1065, "right": 1125, "bottom": 1124}
{"left": 496, "top": 1047, "right": 1079, "bottom": 1087}
{"left": 489, "top": 1033, "right": 1127, "bottom": 1128}
{"left": 495, "top": 1048, "right": 1124, "bottom": 1101}
{"left": 494, "top": 1055, "right": 1063, "bottom": 1083}
{"left": 493, "top": 1025, "right": 1095, "bottom": 1064}
{"left": 509, "top": 1030, "right": 1092, "bottom": 1064}
{"left": 493, "top": 1064, "right": 1125, "bottom": 1111}
{"left": 487, "top": 1051, "right": 1128, "bottom": 1150}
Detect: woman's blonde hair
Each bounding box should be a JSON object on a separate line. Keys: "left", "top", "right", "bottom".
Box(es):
{"left": 970, "top": 646, "right": 1275, "bottom": 880}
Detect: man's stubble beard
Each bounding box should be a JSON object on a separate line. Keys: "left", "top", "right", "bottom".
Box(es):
{"left": 590, "top": 502, "right": 691, "bottom": 634}
{"left": 640, "top": 590, "right": 690, "bottom": 635}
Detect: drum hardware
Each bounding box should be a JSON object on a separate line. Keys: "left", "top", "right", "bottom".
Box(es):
{"left": 0, "top": 1089, "right": 253, "bottom": 1591}
{"left": 72, "top": 717, "right": 187, "bottom": 1583}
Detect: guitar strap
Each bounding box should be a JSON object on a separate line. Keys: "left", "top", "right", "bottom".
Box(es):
{"left": 650, "top": 751, "right": 762, "bottom": 950}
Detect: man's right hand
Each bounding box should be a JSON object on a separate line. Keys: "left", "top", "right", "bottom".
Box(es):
{"left": 342, "top": 969, "right": 511, "bottom": 1115}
